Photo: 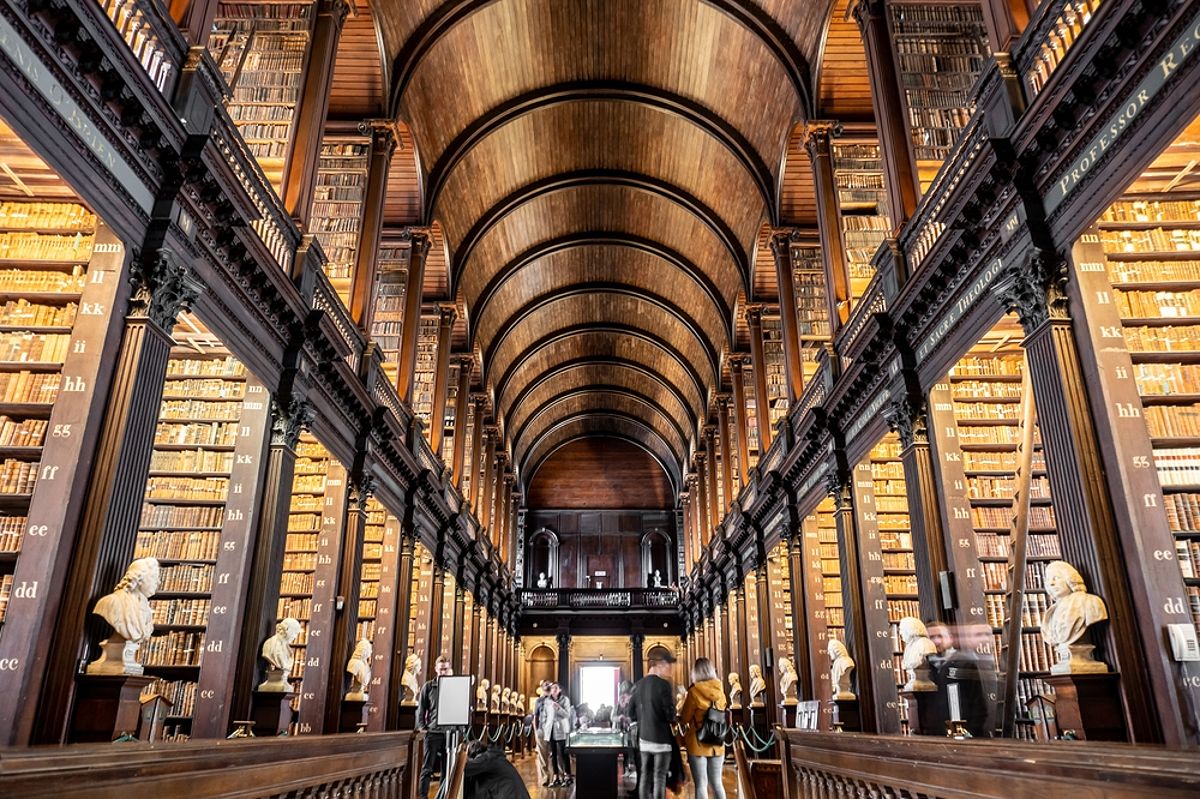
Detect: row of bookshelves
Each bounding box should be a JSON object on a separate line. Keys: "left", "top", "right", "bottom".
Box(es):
{"left": 0, "top": 202, "right": 95, "bottom": 231}
{"left": 151, "top": 598, "right": 211, "bottom": 627}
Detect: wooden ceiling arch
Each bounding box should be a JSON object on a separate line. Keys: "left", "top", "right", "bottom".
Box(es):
{"left": 523, "top": 420, "right": 682, "bottom": 495}
{"left": 424, "top": 81, "right": 777, "bottom": 224}
{"left": 494, "top": 331, "right": 707, "bottom": 425}
{"left": 509, "top": 383, "right": 690, "bottom": 455}
{"left": 505, "top": 364, "right": 695, "bottom": 448}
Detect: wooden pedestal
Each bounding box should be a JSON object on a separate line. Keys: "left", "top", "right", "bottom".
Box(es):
{"left": 900, "top": 689, "right": 943, "bottom": 736}
{"left": 339, "top": 699, "right": 370, "bottom": 733}
{"left": 397, "top": 702, "right": 416, "bottom": 730}
{"left": 70, "top": 673, "right": 154, "bottom": 743}
{"left": 729, "top": 705, "right": 748, "bottom": 731}
{"left": 1045, "top": 672, "right": 1128, "bottom": 742}
{"left": 748, "top": 705, "right": 769, "bottom": 741}
{"left": 832, "top": 698, "right": 861, "bottom": 732}
{"left": 779, "top": 700, "right": 798, "bottom": 728}
{"left": 250, "top": 690, "right": 295, "bottom": 736}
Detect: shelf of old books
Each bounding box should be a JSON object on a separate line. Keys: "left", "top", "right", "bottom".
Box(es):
{"left": 744, "top": 363, "right": 761, "bottom": 468}
{"left": 767, "top": 541, "right": 793, "bottom": 668}
{"left": 134, "top": 313, "right": 271, "bottom": 740}
{"left": 886, "top": 2, "right": 990, "bottom": 190}
{"left": 439, "top": 571, "right": 456, "bottom": 663}
{"left": 441, "top": 361, "right": 460, "bottom": 464}
{"left": 791, "top": 242, "right": 829, "bottom": 390}
{"left": 355, "top": 497, "right": 388, "bottom": 644}
{"left": 761, "top": 315, "right": 789, "bottom": 428}
{"left": 0, "top": 196, "right": 96, "bottom": 631}
{"left": 831, "top": 139, "right": 892, "bottom": 306}
{"left": 208, "top": 1, "right": 313, "bottom": 193}
{"left": 310, "top": 136, "right": 370, "bottom": 307}
{"left": 370, "top": 241, "right": 408, "bottom": 387}
{"left": 406, "top": 541, "right": 434, "bottom": 676}
{"left": 942, "top": 329, "right": 1063, "bottom": 706}
{"left": 862, "top": 434, "right": 921, "bottom": 690}
{"left": 797, "top": 496, "right": 838, "bottom": 725}
{"left": 412, "top": 314, "right": 440, "bottom": 428}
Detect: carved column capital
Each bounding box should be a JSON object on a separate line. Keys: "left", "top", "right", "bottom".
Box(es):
{"left": 850, "top": 0, "right": 886, "bottom": 30}
{"left": 129, "top": 249, "right": 203, "bottom": 331}
{"left": 716, "top": 393, "right": 733, "bottom": 408}
{"left": 317, "top": 0, "right": 352, "bottom": 28}
{"left": 453, "top": 353, "right": 476, "bottom": 369}
{"left": 745, "top": 304, "right": 765, "bottom": 328}
{"left": 728, "top": 353, "right": 751, "bottom": 373}
{"left": 470, "top": 393, "right": 489, "bottom": 408}
{"left": 349, "top": 473, "right": 376, "bottom": 511}
{"left": 693, "top": 451, "right": 707, "bottom": 467}
{"left": 437, "top": 303, "right": 459, "bottom": 328}
{"left": 270, "top": 396, "right": 313, "bottom": 448}
{"left": 825, "top": 470, "right": 851, "bottom": 510}
{"left": 703, "top": 425, "right": 717, "bottom": 441}
{"left": 358, "top": 119, "right": 398, "bottom": 156}
{"left": 402, "top": 228, "right": 431, "bottom": 261}
{"left": 884, "top": 396, "right": 928, "bottom": 449}
{"left": 801, "top": 120, "right": 843, "bottom": 158}
{"left": 994, "top": 249, "right": 1070, "bottom": 334}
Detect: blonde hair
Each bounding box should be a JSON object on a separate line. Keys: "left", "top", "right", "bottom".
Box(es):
{"left": 691, "top": 656, "right": 718, "bottom": 682}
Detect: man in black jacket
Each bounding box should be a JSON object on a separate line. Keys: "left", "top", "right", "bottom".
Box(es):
{"left": 463, "top": 741, "right": 531, "bottom": 799}
{"left": 416, "top": 655, "right": 453, "bottom": 797}
{"left": 630, "top": 651, "right": 676, "bottom": 799}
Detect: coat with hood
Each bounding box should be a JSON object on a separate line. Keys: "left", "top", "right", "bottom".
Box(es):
{"left": 540, "top": 694, "right": 573, "bottom": 741}
{"left": 679, "top": 677, "right": 727, "bottom": 757}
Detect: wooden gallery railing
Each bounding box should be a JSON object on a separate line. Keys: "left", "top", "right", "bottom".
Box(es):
{"left": 777, "top": 731, "right": 1200, "bottom": 799}
{"left": 0, "top": 732, "right": 416, "bottom": 798}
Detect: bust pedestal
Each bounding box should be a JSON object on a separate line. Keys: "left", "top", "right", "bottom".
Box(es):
{"left": 397, "top": 703, "right": 417, "bottom": 730}
{"left": 779, "top": 698, "right": 798, "bottom": 728}
{"left": 1045, "top": 673, "right": 1127, "bottom": 742}
{"left": 339, "top": 698, "right": 371, "bottom": 733}
{"left": 69, "top": 673, "right": 154, "bottom": 743}
{"left": 250, "top": 689, "right": 295, "bottom": 736}
{"left": 831, "top": 698, "right": 861, "bottom": 733}
{"left": 900, "top": 689, "right": 942, "bottom": 736}
{"left": 729, "top": 705, "right": 747, "bottom": 731}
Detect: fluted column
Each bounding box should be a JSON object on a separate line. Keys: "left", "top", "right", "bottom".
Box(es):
{"left": 283, "top": 0, "right": 352, "bottom": 224}
{"left": 428, "top": 304, "right": 458, "bottom": 455}
{"left": 803, "top": 122, "right": 852, "bottom": 328}
{"left": 451, "top": 585, "right": 467, "bottom": 673}
{"left": 349, "top": 121, "right": 397, "bottom": 329}
{"left": 396, "top": 230, "right": 431, "bottom": 401}
{"left": 704, "top": 426, "right": 720, "bottom": 527}
{"left": 465, "top": 396, "right": 486, "bottom": 506}
{"left": 770, "top": 232, "right": 806, "bottom": 401}
{"left": 480, "top": 429, "right": 498, "bottom": 531}
{"left": 730, "top": 356, "right": 752, "bottom": 485}
{"left": 695, "top": 453, "right": 710, "bottom": 549}
{"left": 450, "top": 356, "right": 473, "bottom": 485}
{"left": 717, "top": 395, "right": 734, "bottom": 508}
{"left": 746, "top": 306, "right": 772, "bottom": 452}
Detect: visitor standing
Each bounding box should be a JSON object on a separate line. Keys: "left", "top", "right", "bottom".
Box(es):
{"left": 415, "top": 655, "right": 453, "bottom": 797}
{"left": 532, "top": 680, "right": 552, "bottom": 787}
{"left": 630, "top": 651, "right": 677, "bottom": 799}
{"left": 540, "top": 682, "right": 575, "bottom": 787}
{"left": 680, "top": 657, "right": 727, "bottom": 799}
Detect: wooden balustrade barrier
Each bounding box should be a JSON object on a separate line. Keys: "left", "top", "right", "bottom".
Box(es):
{"left": 779, "top": 730, "right": 1200, "bottom": 799}
{"left": 0, "top": 731, "right": 415, "bottom": 798}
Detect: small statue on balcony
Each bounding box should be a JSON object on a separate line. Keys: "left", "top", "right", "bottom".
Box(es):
{"left": 727, "top": 672, "right": 743, "bottom": 708}
{"left": 477, "top": 678, "right": 491, "bottom": 710}
{"left": 829, "top": 639, "right": 856, "bottom": 700}
{"left": 1042, "top": 560, "right": 1109, "bottom": 674}
{"left": 899, "top": 617, "right": 938, "bottom": 692}
{"left": 400, "top": 653, "right": 421, "bottom": 705}
{"left": 748, "top": 664, "right": 766, "bottom": 708}
{"left": 87, "top": 556, "right": 160, "bottom": 676}
{"left": 652, "top": 569, "right": 664, "bottom": 587}
{"left": 258, "top": 617, "right": 303, "bottom": 692}
{"left": 537, "top": 572, "right": 549, "bottom": 589}
{"left": 345, "top": 638, "right": 372, "bottom": 701}
{"left": 778, "top": 657, "right": 798, "bottom": 704}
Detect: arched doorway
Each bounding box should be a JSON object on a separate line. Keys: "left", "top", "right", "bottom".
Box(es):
{"left": 528, "top": 644, "right": 557, "bottom": 693}
{"left": 527, "top": 528, "right": 559, "bottom": 587}
{"left": 641, "top": 529, "right": 673, "bottom": 587}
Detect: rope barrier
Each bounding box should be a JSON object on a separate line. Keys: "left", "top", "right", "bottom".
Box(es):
{"left": 733, "top": 724, "right": 776, "bottom": 754}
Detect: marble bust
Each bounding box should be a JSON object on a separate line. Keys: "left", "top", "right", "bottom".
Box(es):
{"left": 259, "top": 618, "right": 303, "bottom": 692}
{"left": 1042, "top": 560, "right": 1109, "bottom": 674}
{"left": 400, "top": 653, "right": 421, "bottom": 705}
{"left": 748, "top": 664, "right": 766, "bottom": 708}
{"left": 501, "top": 687, "right": 513, "bottom": 713}
{"left": 490, "top": 682, "right": 502, "bottom": 713}
{"left": 727, "top": 672, "right": 743, "bottom": 708}
{"left": 345, "top": 638, "right": 372, "bottom": 700}
{"left": 87, "top": 557, "right": 160, "bottom": 676}
{"left": 477, "top": 678, "right": 491, "bottom": 710}
{"left": 652, "top": 569, "right": 663, "bottom": 587}
{"left": 899, "top": 617, "right": 938, "bottom": 691}
{"left": 828, "top": 639, "right": 856, "bottom": 700}
{"left": 537, "top": 572, "right": 549, "bottom": 589}
{"left": 778, "top": 657, "right": 798, "bottom": 704}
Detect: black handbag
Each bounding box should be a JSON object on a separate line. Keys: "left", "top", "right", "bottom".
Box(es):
{"left": 695, "top": 702, "right": 728, "bottom": 745}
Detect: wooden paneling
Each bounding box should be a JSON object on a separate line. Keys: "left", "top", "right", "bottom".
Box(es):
{"left": 814, "top": 0, "right": 875, "bottom": 119}
{"left": 780, "top": 124, "right": 819, "bottom": 225}
{"left": 328, "top": 1, "right": 385, "bottom": 117}
{"left": 383, "top": 123, "right": 421, "bottom": 226}
{"left": 524, "top": 419, "right": 679, "bottom": 494}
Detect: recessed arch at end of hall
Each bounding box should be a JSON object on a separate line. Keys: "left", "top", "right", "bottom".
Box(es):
{"left": 522, "top": 416, "right": 683, "bottom": 497}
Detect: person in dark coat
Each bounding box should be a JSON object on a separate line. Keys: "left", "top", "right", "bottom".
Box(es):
{"left": 463, "top": 741, "right": 531, "bottom": 799}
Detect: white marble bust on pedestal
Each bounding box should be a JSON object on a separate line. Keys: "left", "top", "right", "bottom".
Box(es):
{"left": 828, "top": 639, "right": 856, "bottom": 700}
{"left": 345, "top": 638, "right": 373, "bottom": 701}
{"left": 501, "top": 687, "right": 513, "bottom": 713}
{"left": 1042, "top": 560, "right": 1109, "bottom": 674}
{"left": 899, "top": 617, "right": 938, "bottom": 691}
{"left": 490, "top": 682, "right": 502, "bottom": 712}
{"left": 727, "top": 672, "right": 743, "bottom": 709}
{"left": 778, "top": 657, "right": 798, "bottom": 704}
{"left": 258, "top": 617, "right": 303, "bottom": 692}
{"left": 87, "top": 557, "right": 160, "bottom": 676}
{"left": 748, "top": 664, "right": 766, "bottom": 708}
{"left": 476, "top": 678, "right": 491, "bottom": 710}
{"left": 400, "top": 653, "right": 421, "bottom": 705}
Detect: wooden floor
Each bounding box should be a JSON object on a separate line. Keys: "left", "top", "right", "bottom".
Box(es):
{"left": 508, "top": 750, "right": 738, "bottom": 798}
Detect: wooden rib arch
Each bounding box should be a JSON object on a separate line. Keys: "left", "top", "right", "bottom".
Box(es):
{"left": 505, "top": 360, "right": 696, "bottom": 443}
{"left": 425, "top": 82, "right": 776, "bottom": 224}
{"left": 483, "top": 286, "right": 721, "bottom": 393}
{"left": 449, "top": 170, "right": 751, "bottom": 294}
{"left": 511, "top": 386, "right": 690, "bottom": 460}
{"left": 493, "top": 326, "right": 707, "bottom": 425}
{"left": 388, "top": 0, "right": 812, "bottom": 119}
{"left": 522, "top": 416, "right": 682, "bottom": 493}
{"left": 468, "top": 232, "right": 732, "bottom": 350}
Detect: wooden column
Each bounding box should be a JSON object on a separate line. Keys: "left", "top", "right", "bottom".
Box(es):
{"left": 428, "top": 305, "right": 457, "bottom": 456}
{"left": 467, "top": 601, "right": 483, "bottom": 679}
{"left": 885, "top": 397, "right": 949, "bottom": 623}
{"left": 730, "top": 356, "right": 752, "bottom": 485}
{"left": 981, "top": 0, "right": 1032, "bottom": 52}
{"left": 395, "top": 231, "right": 431, "bottom": 402}
{"left": 484, "top": 615, "right": 497, "bottom": 683}
{"left": 501, "top": 476, "right": 515, "bottom": 563}
{"left": 717, "top": 395, "right": 734, "bottom": 509}
{"left": 770, "top": 232, "right": 807, "bottom": 401}
{"left": 705, "top": 426, "right": 720, "bottom": 527}
{"left": 319, "top": 476, "right": 367, "bottom": 734}
{"left": 1001, "top": 251, "right": 1185, "bottom": 743}
{"left": 735, "top": 584, "right": 753, "bottom": 700}
{"left": 36, "top": 252, "right": 200, "bottom": 745}
{"left": 465, "top": 396, "right": 486, "bottom": 507}
{"left": 851, "top": 0, "right": 920, "bottom": 229}
{"left": 787, "top": 522, "right": 824, "bottom": 710}
{"left": 803, "top": 122, "right": 852, "bottom": 328}
{"left": 480, "top": 430, "right": 498, "bottom": 533}
{"left": 451, "top": 585, "right": 466, "bottom": 673}
{"left": 695, "top": 454, "right": 710, "bottom": 549}
{"left": 450, "top": 356, "right": 473, "bottom": 485}
{"left": 282, "top": 0, "right": 351, "bottom": 227}
{"left": 169, "top": 0, "right": 219, "bottom": 46}
{"left": 426, "top": 566, "right": 447, "bottom": 666}
{"left": 382, "top": 521, "right": 417, "bottom": 729}
{"left": 755, "top": 564, "right": 780, "bottom": 726}
{"left": 680, "top": 491, "right": 693, "bottom": 571}
{"left": 746, "top": 306, "right": 773, "bottom": 452}
{"left": 349, "top": 122, "right": 397, "bottom": 330}
{"left": 718, "top": 588, "right": 734, "bottom": 679}
{"left": 555, "top": 631, "right": 570, "bottom": 691}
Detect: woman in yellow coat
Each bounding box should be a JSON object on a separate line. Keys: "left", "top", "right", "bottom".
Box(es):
{"left": 679, "top": 657, "right": 728, "bottom": 799}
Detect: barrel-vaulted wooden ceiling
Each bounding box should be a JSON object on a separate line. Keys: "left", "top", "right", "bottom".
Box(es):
{"left": 330, "top": 0, "right": 874, "bottom": 496}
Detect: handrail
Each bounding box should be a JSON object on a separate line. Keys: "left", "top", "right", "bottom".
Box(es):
{"left": 94, "top": 0, "right": 184, "bottom": 94}
{"left": 520, "top": 588, "right": 680, "bottom": 609}
{"left": 0, "top": 731, "right": 414, "bottom": 798}
{"left": 1015, "top": 0, "right": 1105, "bottom": 100}
{"left": 781, "top": 730, "right": 1200, "bottom": 799}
